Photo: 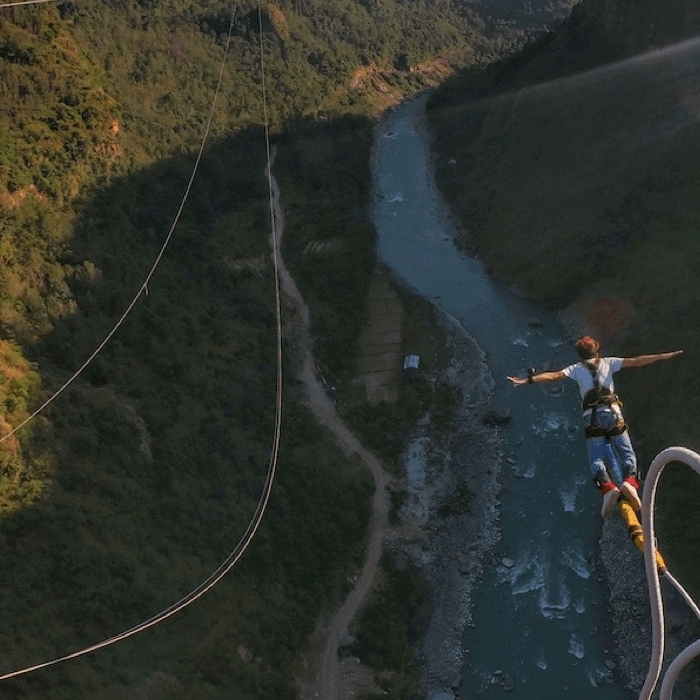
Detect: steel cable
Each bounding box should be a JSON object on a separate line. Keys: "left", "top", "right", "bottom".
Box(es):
{"left": 0, "top": 0, "right": 57, "bottom": 8}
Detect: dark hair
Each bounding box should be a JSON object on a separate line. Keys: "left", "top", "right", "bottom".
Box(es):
{"left": 575, "top": 336, "right": 600, "bottom": 360}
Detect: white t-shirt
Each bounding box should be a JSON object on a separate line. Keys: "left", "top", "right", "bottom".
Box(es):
{"left": 561, "top": 357, "right": 624, "bottom": 401}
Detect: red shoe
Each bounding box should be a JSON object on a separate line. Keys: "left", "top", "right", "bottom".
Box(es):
{"left": 600, "top": 483, "right": 620, "bottom": 518}
{"left": 620, "top": 478, "right": 642, "bottom": 512}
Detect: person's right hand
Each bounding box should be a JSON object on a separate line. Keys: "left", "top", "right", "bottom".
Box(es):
{"left": 507, "top": 376, "right": 528, "bottom": 386}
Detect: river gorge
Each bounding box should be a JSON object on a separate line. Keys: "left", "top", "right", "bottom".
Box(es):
{"left": 372, "top": 94, "right": 637, "bottom": 700}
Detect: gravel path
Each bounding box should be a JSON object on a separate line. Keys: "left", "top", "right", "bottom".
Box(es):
{"left": 267, "top": 160, "right": 388, "bottom": 700}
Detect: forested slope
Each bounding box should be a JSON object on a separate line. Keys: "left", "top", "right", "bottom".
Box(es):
{"left": 0, "top": 1, "right": 505, "bottom": 698}
{"left": 428, "top": 0, "right": 700, "bottom": 597}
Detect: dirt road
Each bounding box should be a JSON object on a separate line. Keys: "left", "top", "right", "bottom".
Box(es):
{"left": 267, "top": 161, "right": 387, "bottom": 700}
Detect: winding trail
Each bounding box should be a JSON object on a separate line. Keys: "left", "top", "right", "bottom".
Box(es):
{"left": 267, "top": 160, "right": 387, "bottom": 700}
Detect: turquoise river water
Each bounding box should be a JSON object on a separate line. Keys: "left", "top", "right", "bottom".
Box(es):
{"left": 372, "top": 95, "right": 635, "bottom": 699}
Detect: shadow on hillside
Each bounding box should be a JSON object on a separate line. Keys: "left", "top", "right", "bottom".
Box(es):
{"left": 0, "top": 112, "right": 377, "bottom": 697}
{"left": 427, "top": 32, "right": 700, "bottom": 301}
{"left": 431, "top": 1, "right": 700, "bottom": 109}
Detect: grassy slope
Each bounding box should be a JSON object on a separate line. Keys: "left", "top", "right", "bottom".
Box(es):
{"left": 427, "top": 0, "right": 700, "bottom": 596}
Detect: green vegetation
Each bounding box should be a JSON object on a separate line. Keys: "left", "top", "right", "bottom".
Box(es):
{"left": 427, "top": 3, "right": 700, "bottom": 598}
{"left": 0, "top": 339, "right": 50, "bottom": 513}
{"left": 0, "top": 123, "right": 379, "bottom": 699}
{"left": 0, "top": 0, "right": 503, "bottom": 696}
{"left": 276, "top": 115, "right": 377, "bottom": 382}
{"left": 277, "top": 119, "right": 459, "bottom": 470}
{"left": 345, "top": 553, "right": 426, "bottom": 700}
{"left": 388, "top": 487, "right": 406, "bottom": 526}
{"left": 340, "top": 289, "right": 459, "bottom": 469}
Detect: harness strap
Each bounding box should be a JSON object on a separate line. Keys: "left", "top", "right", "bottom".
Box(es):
{"left": 582, "top": 361, "right": 626, "bottom": 439}
{"left": 584, "top": 421, "right": 627, "bottom": 439}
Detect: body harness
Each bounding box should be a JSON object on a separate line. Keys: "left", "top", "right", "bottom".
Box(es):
{"left": 581, "top": 361, "right": 627, "bottom": 439}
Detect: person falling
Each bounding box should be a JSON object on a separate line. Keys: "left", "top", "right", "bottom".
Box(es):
{"left": 507, "top": 336, "right": 683, "bottom": 518}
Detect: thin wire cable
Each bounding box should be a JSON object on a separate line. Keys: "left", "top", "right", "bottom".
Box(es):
{"left": 0, "top": 1, "right": 284, "bottom": 682}
{"left": 257, "top": 0, "right": 284, "bottom": 482}
{"left": 0, "top": 6, "right": 237, "bottom": 446}
{"left": 0, "top": 0, "right": 57, "bottom": 8}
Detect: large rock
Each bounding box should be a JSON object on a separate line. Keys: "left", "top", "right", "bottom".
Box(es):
{"left": 482, "top": 407, "right": 512, "bottom": 426}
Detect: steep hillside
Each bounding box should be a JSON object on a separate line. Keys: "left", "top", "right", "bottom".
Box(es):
{"left": 434, "top": 0, "right": 700, "bottom": 104}
{"left": 428, "top": 0, "right": 700, "bottom": 595}
{"left": 0, "top": 120, "right": 379, "bottom": 700}
{"left": 0, "top": 1, "right": 504, "bottom": 698}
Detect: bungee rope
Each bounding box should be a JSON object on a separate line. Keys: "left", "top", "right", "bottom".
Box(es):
{"left": 637, "top": 446, "right": 700, "bottom": 700}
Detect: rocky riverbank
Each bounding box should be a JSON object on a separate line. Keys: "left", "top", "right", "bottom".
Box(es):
{"left": 385, "top": 302, "right": 700, "bottom": 700}
{"left": 384, "top": 307, "right": 507, "bottom": 699}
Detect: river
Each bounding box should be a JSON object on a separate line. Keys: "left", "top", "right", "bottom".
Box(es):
{"left": 372, "top": 94, "right": 634, "bottom": 699}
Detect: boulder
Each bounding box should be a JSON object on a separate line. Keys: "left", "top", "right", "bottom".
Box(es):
{"left": 482, "top": 407, "right": 512, "bottom": 426}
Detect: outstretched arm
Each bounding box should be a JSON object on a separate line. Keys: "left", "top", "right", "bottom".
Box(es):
{"left": 507, "top": 370, "right": 566, "bottom": 386}
{"left": 621, "top": 350, "right": 683, "bottom": 369}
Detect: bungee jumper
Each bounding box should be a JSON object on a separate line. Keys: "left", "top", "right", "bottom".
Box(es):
{"left": 507, "top": 336, "right": 683, "bottom": 517}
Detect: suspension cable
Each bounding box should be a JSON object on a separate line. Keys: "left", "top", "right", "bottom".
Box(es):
{"left": 0, "top": 1, "right": 282, "bottom": 681}
{"left": 639, "top": 446, "right": 700, "bottom": 700}
{"left": 257, "top": 0, "right": 284, "bottom": 457}
{"left": 0, "top": 3, "right": 236, "bottom": 445}
{"left": 0, "top": 0, "right": 57, "bottom": 8}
